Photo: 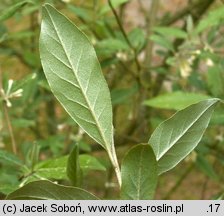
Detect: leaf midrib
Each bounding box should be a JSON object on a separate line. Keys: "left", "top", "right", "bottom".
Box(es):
{"left": 136, "top": 147, "right": 144, "bottom": 199}
{"left": 44, "top": 6, "right": 110, "bottom": 150}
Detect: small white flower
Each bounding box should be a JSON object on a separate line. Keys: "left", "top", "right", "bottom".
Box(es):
{"left": 193, "top": 50, "right": 201, "bottom": 55}
{"left": 187, "top": 55, "right": 196, "bottom": 65}
{"left": 215, "top": 134, "right": 223, "bottom": 142}
{"left": 0, "top": 80, "right": 23, "bottom": 107}
{"left": 116, "top": 51, "right": 128, "bottom": 61}
{"left": 179, "top": 60, "right": 192, "bottom": 78}
{"left": 32, "top": 73, "right": 37, "bottom": 79}
{"left": 204, "top": 44, "right": 214, "bottom": 53}
{"left": 57, "top": 124, "right": 66, "bottom": 131}
{"left": 0, "top": 88, "right": 5, "bottom": 96}
{"left": 76, "top": 128, "right": 84, "bottom": 140}
{"left": 5, "top": 99, "right": 12, "bottom": 107}
{"left": 206, "top": 58, "right": 214, "bottom": 67}
{"left": 6, "top": 79, "right": 13, "bottom": 95}
{"left": 91, "top": 38, "right": 97, "bottom": 46}
{"left": 9, "top": 89, "right": 23, "bottom": 98}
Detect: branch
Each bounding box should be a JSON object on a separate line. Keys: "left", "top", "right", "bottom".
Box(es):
{"left": 160, "top": 0, "right": 202, "bottom": 26}
{"left": 153, "top": 0, "right": 215, "bottom": 96}
{"left": 142, "top": 0, "right": 160, "bottom": 87}
{"left": 108, "top": 0, "right": 141, "bottom": 72}
{"left": 163, "top": 163, "right": 194, "bottom": 199}
{"left": 0, "top": 68, "right": 17, "bottom": 154}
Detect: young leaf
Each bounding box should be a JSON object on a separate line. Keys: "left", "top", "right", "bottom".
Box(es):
{"left": 120, "top": 144, "right": 157, "bottom": 200}
{"left": 6, "top": 180, "right": 99, "bottom": 200}
{"left": 196, "top": 154, "right": 219, "bottom": 181}
{"left": 12, "top": 118, "right": 35, "bottom": 128}
{"left": 144, "top": 91, "right": 211, "bottom": 110}
{"left": 35, "top": 155, "right": 106, "bottom": 180}
{"left": 100, "top": 0, "right": 129, "bottom": 15}
{"left": 67, "top": 145, "right": 83, "bottom": 187}
{"left": 79, "top": 155, "right": 106, "bottom": 172}
{"left": 96, "top": 38, "right": 129, "bottom": 56}
{"left": 150, "top": 34, "right": 174, "bottom": 52}
{"left": 207, "top": 66, "right": 224, "bottom": 97}
{"left": 111, "top": 84, "right": 138, "bottom": 105}
{"left": 39, "top": 4, "right": 120, "bottom": 185}
{"left": 153, "top": 27, "right": 187, "bottom": 39}
{"left": 0, "top": 1, "right": 33, "bottom": 22}
{"left": 0, "top": 150, "right": 23, "bottom": 167}
{"left": 128, "top": 28, "right": 146, "bottom": 51}
{"left": 35, "top": 156, "right": 68, "bottom": 180}
{"left": 67, "top": 5, "right": 93, "bottom": 22}
{"left": 148, "top": 99, "right": 219, "bottom": 175}
{"left": 195, "top": 6, "right": 224, "bottom": 33}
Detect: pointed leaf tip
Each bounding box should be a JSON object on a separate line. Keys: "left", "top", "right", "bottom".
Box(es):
{"left": 148, "top": 98, "right": 220, "bottom": 175}
{"left": 6, "top": 180, "right": 99, "bottom": 200}
{"left": 40, "top": 4, "right": 113, "bottom": 151}
{"left": 39, "top": 4, "right": 120, "bottom": 186}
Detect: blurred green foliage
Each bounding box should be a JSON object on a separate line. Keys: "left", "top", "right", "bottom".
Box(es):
{"left": 0, "top": 0, "right": 224, "bottom": 199}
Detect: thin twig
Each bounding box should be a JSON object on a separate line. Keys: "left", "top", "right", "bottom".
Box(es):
{"left": 143, "top": 0, "right": 160, "bottom": 72}
{"left": 103, "top": 167, "right": 114, "bottom": 198}
{"left": 108, "top": 0, "right": 141, "bottom": 72}
{"left": 3, "top": 105, "right": 17, "bottom": 154}
{"left": 163, "top": 163, "right": 194, "bottom": 199}
{"left": 0, "top": 68, "right": 17, "bottom": 154}
{"left": 30, "top": 12, "right": 37, "bottom": 52}
{"left": 153, "top": 0, "right": 215, "bottom": 96}
{"left": 160, "top": 0, "right": 202, "bottom": 26}
{"left": 201, "top": 176, "right": 209, "bottom": 199}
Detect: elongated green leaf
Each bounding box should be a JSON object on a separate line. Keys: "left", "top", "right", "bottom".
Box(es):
{"left": 79, "top": 155, "right": 106, "bottom": 171}
{"left": 128, "top": 28, "right": 145, "bottom": 51}
{"left": 149, "top": 99, "right": 219, "bottom": 175}
{"left": 153, "top": 27, "right": 187, "bottom": 39}
{"left": 100, "top": 0, "right": 128, "bottom": 15}
{"left": 35, "top": 155, "right": 106, "bottom": 180}
{"left": 0, "top": 1, "right": 32, "bottom": 22}
{"left": 0, "top": 150, "right": 23, "bottom": 167}
{"left": 96, "top": 38, "right": 129, "bottom": 56}
{"left": 196, "top": 154, "right": 219, "bottom": 180}
{"left": 6, "top": 180, "right": 99, "bottom": 200}
{"left": 150, "top": 34, "right": 174, "bottom": 51}
{"left": 144, "top": 91, "right": 211, "bottom": 110}
{"left": 35, "top": 156, "right": 67, "bottom": 180}
{"left": 12, "top": 118, "right": 35, "bottom": 128}
{"left": 211, "top": 109, "right": 224, "bottom": 125}
{"left": 207, "top": 66, "right": 224, "bottom": 97}
{"left": 111, "top": 84, "right": 138, "bottom": 105}
{"left": 39, "top": 4, "right": 119, "bottom": 176}
{"left": 67, "top": 5, "right": 93, "bottom": 22}
{"left": 67, "top": 145, "right": 83, "bottom": 187}
{"left": 120, "top": 144, "right": 157, "bottom": 200}
{"left": 195, "top": 6, "right": 224, "bottom": 33}
{"left": 213, "top": 192, "right": 224, "bottom": 200}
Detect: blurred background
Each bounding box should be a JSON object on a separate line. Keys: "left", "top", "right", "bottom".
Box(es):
{"left": 0, "top": 0, "right": 224, "bottom": 199}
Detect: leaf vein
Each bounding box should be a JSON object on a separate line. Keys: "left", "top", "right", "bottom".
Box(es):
{"left": 45, "top": 7, "right": 110, "bottom": 148}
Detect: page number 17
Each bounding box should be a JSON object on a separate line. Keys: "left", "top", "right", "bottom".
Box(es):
{"left": 208, "top": 204, "right": 220, "bottom": 213}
